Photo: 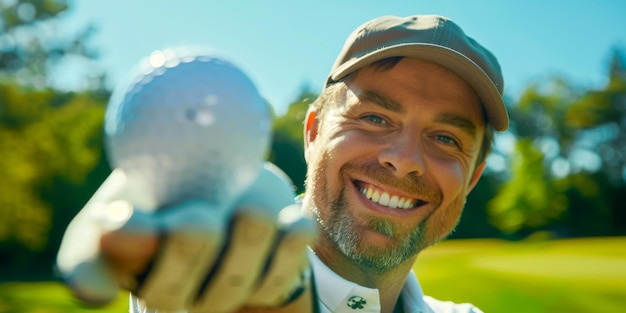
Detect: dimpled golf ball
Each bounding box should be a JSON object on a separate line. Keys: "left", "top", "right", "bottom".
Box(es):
{"left": 104, "top": 48, "right": 271, "bottom": 211}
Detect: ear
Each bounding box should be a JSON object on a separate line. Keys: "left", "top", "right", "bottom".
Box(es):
{"left": 467, "top": 161, "right": 487, "bottom": 194}
{"left": 303, "top": 108, "right": 319, "bottom": 163}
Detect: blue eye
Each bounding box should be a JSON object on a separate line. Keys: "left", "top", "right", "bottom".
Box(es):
{"left": 364, "top": 115, "right": 386, "bottom": 124}
{"left": 436, "top": 134, "right": 459, "bottom": 146}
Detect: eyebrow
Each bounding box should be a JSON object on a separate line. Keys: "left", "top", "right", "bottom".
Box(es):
{"left": 358, "top": 89, "right": 479, "bottom": 137}
{"left": 434, "top": 113, "right": 478, "bottom": 138}
{"left": 359, "top": 90, "right": 405, "bottom": 114}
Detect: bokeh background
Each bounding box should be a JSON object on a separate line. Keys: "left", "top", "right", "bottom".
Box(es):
{"left": 1, "top": 0, "right": 625, "bottom": 312}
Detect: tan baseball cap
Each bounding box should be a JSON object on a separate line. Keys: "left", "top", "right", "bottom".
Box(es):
{"left": 328, "top": 15, "right": 509, "bottom": 131}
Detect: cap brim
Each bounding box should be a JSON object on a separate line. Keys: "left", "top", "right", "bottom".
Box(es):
{"left": 329, "top": 44, "right": 509, "bottom": 131}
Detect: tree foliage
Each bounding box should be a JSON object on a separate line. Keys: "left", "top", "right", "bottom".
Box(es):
{"left": 0, "top": 0, "right": 109, "bottom": 279}
{"left": 487, "top": 49, "right": 626, "bottom": 237}
{"left": 0, "top": 80, "right": 109, "bottom": 278}
{"left": 0, "top": 0, "right": 99, "bottom": 88}
{"left": 268, "top": 86, "right": 316, "bottom": 194}
{"left": 488, "top": 139, "right": 569, "bottom": 234}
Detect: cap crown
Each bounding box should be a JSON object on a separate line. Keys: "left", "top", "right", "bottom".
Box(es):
{"left": 328, "top": 15, "right": 508, "bottom": 131}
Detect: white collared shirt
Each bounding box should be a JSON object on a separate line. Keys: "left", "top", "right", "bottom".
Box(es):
{"left": 129, "top": 250, "right": 484, "bottom": 313}
{"left": 307, "top": 249, "right": 484, "bottom": 313}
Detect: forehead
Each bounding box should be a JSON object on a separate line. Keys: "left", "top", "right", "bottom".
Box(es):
{"left": 345, "top": 58, "right": 485, "bottom": 122}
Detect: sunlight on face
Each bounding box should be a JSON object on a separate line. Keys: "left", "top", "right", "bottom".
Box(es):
{"left": 304, "top": 58, "right": 484, "bottom": 273}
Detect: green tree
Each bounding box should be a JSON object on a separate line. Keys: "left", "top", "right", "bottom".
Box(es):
{"left": 0, "top": 0, "right": 109, "bottom": 279}
{"left": 0, "top": 81, "right": 108, "bottom": 279}
{"left": 487, "top": 49, "right": 626, "bottom": 238}
{"left": 0, "top": 0, "right": 100, "bottom": 89}
{"left": 269, "top": 86, "right": 316, "bottom": 194}
{"left": 488, "top": 139, "right": 569, "bottom": 235}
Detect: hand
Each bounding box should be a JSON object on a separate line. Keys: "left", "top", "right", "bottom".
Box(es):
{"left": 56, "top": 163, "right": 315, "bottom": 313}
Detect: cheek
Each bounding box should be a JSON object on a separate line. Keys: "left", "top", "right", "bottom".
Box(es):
{"left": 305, "top": 142, "right": 328, "bottom": 191}
{"left": 424, "top": 194, "right": 466, "bottom": 243}
{"left": 305, "top": 139, "right": 338, "bottom": 201}
{"left": 430, "top": 158, "right": 469, "bottom": 200}
{"left": 305, "top": 132, "right": 361, "bottom": 206}
{"left": 422, "top": 159, "right": 472, "bottom": 241}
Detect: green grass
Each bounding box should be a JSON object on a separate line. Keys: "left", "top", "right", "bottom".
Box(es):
{"left": 1, "top": 237, "right": 625, "bottom": 312}
{"left": 0, "top": 281, "right": 128, "bottom": 313}
{"left": 414, "top": 236, "right": 626, "bottom": 313}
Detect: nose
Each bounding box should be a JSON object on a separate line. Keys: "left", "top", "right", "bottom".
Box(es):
{"left": 378, "top": 132, "right": 425, "bottom": 177}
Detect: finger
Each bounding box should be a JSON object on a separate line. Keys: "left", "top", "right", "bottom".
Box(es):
{"left": 236, "top": 162, "right": 298, "bottom": 217}
{"left": 190, "top": 163, "right": 296, "bottom": 313}
{"left": 99, "top": 202, "right": 159, "bottom": 288}
{"left": 136, "top": 199, "right": 229, "bottom": 312}
{"left": 100, "top": 229, "right": 159, "bottom": 282}
{"left": 100, "top": 232, "right": 159, "bottom": 279}
{"left": 246, "top": 205, "right": 316, "bottom": 307}
{"left": 56, "top": 169, "right": 136, "bottom": 305}
{"left": 190, "top": 210, "right": 277, "bottom": 313}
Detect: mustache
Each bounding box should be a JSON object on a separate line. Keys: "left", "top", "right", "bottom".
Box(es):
{"left": 342, "top": 161, "right": 442, "bottom": 204}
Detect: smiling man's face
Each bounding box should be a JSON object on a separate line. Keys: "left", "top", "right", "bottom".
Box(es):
{"left": 303, "top": 58, "right": 487, "bottom": 273}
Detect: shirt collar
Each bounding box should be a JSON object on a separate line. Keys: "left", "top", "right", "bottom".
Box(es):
{"left": 308, "top": 249, "right": 428, "bottom": 313}
{"left": 400, "top": 268, "right": 428, "bottom": 313}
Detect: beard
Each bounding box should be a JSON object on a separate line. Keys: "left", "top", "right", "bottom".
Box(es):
{"left": 307, "top": 158, "right": 466, "bottom": 274}
{"left": 326, "top": 195, "right": 427, "bottom": 273}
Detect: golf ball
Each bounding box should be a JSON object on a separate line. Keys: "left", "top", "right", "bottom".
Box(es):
{"left": 104, "top": 48, "right": 271, "bottom": 210}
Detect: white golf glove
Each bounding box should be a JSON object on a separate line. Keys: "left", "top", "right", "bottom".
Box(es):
{"left": 56, "top": 162, "right": 315, "bottom": 313}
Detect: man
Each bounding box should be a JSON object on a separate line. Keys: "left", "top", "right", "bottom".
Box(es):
{"left": 60, "top": 14, "right": 507, "bottom": 313}
{"left": 293, "top": 14, "right": 507, "bottom": 312}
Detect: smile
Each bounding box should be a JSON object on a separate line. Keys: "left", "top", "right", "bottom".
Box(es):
{"left": 356, "top": 182, "right": 425, "bottom": 210}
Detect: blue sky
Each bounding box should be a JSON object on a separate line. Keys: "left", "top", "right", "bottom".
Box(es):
{"left": 58, "top": 0, "right": 626, "bottom": 115}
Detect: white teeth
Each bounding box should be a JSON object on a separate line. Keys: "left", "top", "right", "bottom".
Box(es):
{"left": 388, "top": 195, "right": 399, "bottom": 208}
{"left": 360, "top": 186, "right": 416, "bottom": 209}
{"left": 372, "top": 190, "right": 380, "bottom": 203}
{"left": 379, "top": 192, "right": 390, "bottom": 206}
{"left": 397, "top": 197, "right": 406, "bottom": 208}
{"left": 366, "top": 187, "right": 374, "bottom": 199}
